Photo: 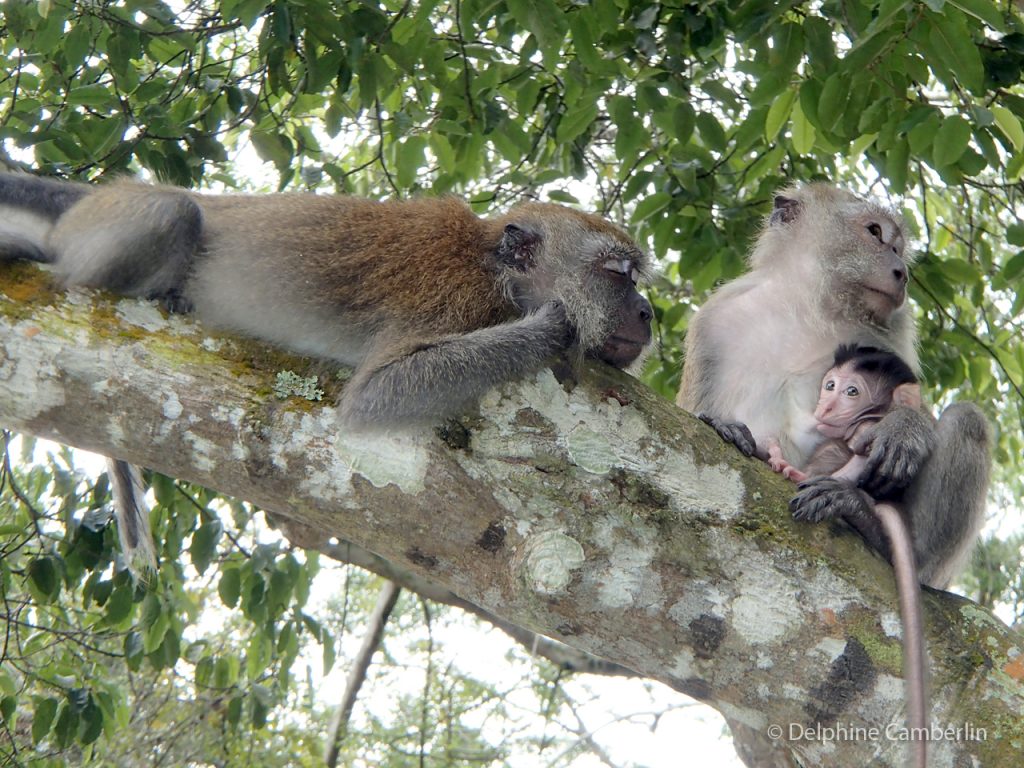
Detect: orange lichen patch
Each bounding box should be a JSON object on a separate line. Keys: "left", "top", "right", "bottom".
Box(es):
{"left": 819, "top": 608, "right": 838, "bottom": 627}
{"left": 1003, "top": 655, "right": 1024, "bottom": 682}
{"left": 23, "top": 327, "right": 41, "bottom": 338}
{"left": 0, "top": 264, "right": 55, "bottom": 304}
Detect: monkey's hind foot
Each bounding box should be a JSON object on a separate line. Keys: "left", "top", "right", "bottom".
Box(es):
{"left": 155, "top": 289, "right": 194, "bottom": 315}
{"left": 790, "top": 477, "right": 872, "bottom": 524}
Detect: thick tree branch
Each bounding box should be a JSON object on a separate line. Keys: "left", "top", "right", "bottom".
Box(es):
{"left": 1, "top": 266, "right": 1022, "bottom": 767}
{"left": 303, "top": 534, "right": 634, "bottom": 676}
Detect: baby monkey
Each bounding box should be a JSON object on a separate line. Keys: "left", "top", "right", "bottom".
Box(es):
{"left": 767, "top": 344, "right": 928, "bottom": 768}
{"left": 766, "top": 344, "right": 920, "bottom": 488}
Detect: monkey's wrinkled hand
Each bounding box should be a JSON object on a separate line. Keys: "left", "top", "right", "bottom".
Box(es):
{"left": 697, "top": 414, "right": 757, "bottom": 457}
{"left": 853, "top": 407, "right": 936, "bottom": 497}
{"left": 790, "top": 477, "right": 873, "bottom": 524}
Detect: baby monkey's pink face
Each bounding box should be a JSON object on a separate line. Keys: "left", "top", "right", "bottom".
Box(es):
{"left": 813, "top": 361, "right": 921, "bottom": 439}
{"left": 814, "top": 363, "right": 875, "bottom": 438}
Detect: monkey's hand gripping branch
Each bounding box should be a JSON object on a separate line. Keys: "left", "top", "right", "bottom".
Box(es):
{"left": 696, "top": 413, "right": 757, "bottom": 457}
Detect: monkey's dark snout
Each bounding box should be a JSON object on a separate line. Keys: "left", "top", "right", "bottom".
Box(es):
{"left": 637, "top": 296, "right": 654, "bottom": 323}
{"left": 595, "top": 292, "right": 653, "bottom": 368}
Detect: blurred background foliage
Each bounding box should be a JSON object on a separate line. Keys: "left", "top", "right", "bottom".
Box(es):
{"left": 1, "top": 0, "right": 1022, "bottom": 764}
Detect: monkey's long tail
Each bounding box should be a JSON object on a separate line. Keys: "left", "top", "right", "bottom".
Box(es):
{"left": 107, "top": 458, "right": 158, "bottom": 579}
{"left": 874, "top": 502, "right": 927, "bottom": 768}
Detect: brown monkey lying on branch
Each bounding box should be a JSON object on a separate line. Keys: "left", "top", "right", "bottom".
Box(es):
{"left": 0, "top": 173, "right": 653, "bottom": 425}
{"left": 0, "top": 172, "right": 653, "bottom": 571}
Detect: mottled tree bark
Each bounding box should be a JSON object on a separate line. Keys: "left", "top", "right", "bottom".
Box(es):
{"left": 1, "top": 266, "right": 1022, "bottom": 767}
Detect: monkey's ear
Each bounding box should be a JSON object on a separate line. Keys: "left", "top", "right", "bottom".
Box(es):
{"left": 769, "top": 195, "right": 801, "bottom": 226}
{"left": 497, "top": 223, "right": 542, "bottom": 270}
{"left": 892, "top": 382, "right": 922, "bottom": 410}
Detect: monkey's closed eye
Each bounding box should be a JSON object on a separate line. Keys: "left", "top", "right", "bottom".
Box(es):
{"left": 867, "top": 222, "right": 884, "bottom": 243}
{"left": 603, "top": 258, "right": 640, "bottom": 285}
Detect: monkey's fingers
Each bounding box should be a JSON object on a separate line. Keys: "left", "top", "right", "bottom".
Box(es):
{"left": 859, "top": 440, "right": 928, "bottom": 497}
{"left": 782, "top": 466, "right": 808, "bottom": 483}
{"left": 697, "top": 414, "right": 757, "bottom": 457}
{"left": 857, "top": 409, "right": 935, "bottom": 497}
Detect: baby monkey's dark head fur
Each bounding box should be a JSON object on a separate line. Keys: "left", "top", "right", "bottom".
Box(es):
{"left": 492, "top": 202, "right": 653, "bottom": 369}
{"left": 831, "top": 343, "right": 918, "bottom": 392}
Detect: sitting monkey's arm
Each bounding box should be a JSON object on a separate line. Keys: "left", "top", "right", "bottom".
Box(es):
{"left": 850, "top": 406, "right": 936, "bottom": 497}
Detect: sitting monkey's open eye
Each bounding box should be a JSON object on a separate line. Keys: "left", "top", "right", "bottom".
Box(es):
{"left": 844, "top": 385, "right": 860, "bottom": 397}
{"left": 824, "top": 380, "right": 835, "bottom": 392}
{"left": 603, "top": 258, "right": 640, "bottom": 285}
{"left": 867, "top": 222, "right": 884, "bottom": 243}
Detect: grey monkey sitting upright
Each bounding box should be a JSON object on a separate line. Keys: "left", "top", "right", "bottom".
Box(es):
{"left": 677, "top": 183, "right": 990, "bottom": 590}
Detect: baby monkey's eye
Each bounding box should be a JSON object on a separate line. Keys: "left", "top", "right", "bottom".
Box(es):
{"left": 824, "top": 380, "right": 835, "bottom": 391}
{"left": 845, "top": 386, "right": 860, "bottom": 397}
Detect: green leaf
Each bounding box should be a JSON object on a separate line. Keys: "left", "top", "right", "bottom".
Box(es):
{"left": 104, "top": 582, "right": 134, "bottom": 625}
{"left": 32, "top": 698, "right": 58, "bottom": 744}
{"left": 947, "top": 0, "right": 1006, "bottom": 31}
{"left": 932, "top": 116, "right": 972, "bottom": 166}
{"left": 219, "top": 567, "right": 242, "bottom": 608}
{"left": 555, "top": 102, "right": 598, "bottom": 145}
{"left": 998, "top": 250, "right": 1024, "bottom": 285}
{"left": 696, "top": 112, "right": 727, "bottom": 152}
{"left": 190, "top": 520, "right": 223, "bottom": 576}
{"left": 249, "top": 129, "right": 293, "bottom": 172}
{"left": 939, "top": 258, "right": 979, "bottom": 284}
{"left": 66, "top": 84, "right": 112, "bottom": 107}
{"left": 27, "top": 556, "right": 60, "bottom": 602}
{"left": 850, "top": 133, "right": 878, "bottom": 158}
{"left": 765, "top": 89, "right": 797, "bottom": 142}
{"left": 992, "top": 105, "right": 1024, "bottom": 151}
{"left": 505, "top": 0, "right": 568, "bottom": 63}
{"left": 927, "top": 9, "right": 985, "bottom": 93}
{"left": 886, "top": 138, "right": 910, "bottom": 193}
{"left": 630, "top": 192, "right": 672, "bottom": 224}
{"left": 430, "top": 133, "right": 456, "bottom": 175}
{"left": 214, "top": 656, "right": 239, "bottom": 688}
{"left": 79, "top": 696, "right": 103, "bottom": 745}
{"left": 817, "top": 72, "right": 849, "bottom": 131}
{"left": 1007, "top": 226, "right": 1024, "bottom": 246}
{"left": 1, "top": 696, "right": 14, "bottom": 726}
{"left": 653, "top": 102, "right": 695, "bottom": 145}
{"left": 53, "top": 702, "right": 77, "bottom": 750}
{"left": 395, "top": 135, "right": 427, "bottom": 189}
{"left": 791, "top": 100, "right": 816, "bottom": 154}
